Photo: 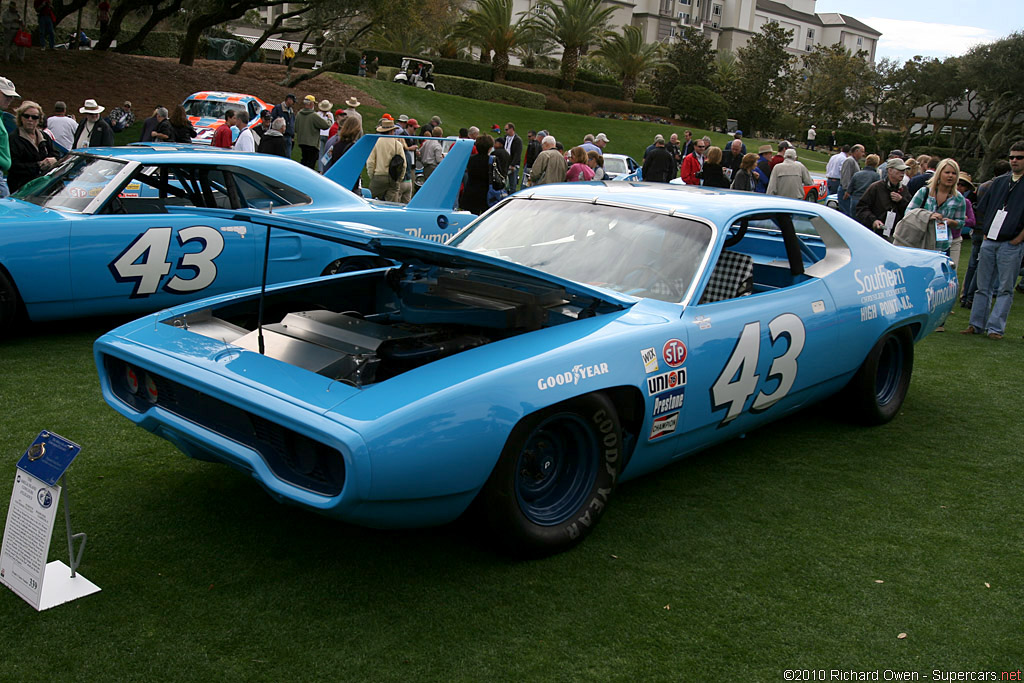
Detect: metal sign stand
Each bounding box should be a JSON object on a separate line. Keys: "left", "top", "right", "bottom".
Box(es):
{"left": 61, "top": 473, "right": 87, "bottom": 578}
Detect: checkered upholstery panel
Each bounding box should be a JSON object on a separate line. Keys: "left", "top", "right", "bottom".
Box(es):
{"left": 699, "top": 250, "right": 754, "bottom": 304}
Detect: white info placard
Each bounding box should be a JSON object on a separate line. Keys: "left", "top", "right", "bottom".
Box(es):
{"left": 1, "top": 470, "right": 98, "bottom": 610}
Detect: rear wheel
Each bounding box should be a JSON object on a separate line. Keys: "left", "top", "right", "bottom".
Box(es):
{"left": 845, "top": 327, "right": 914, "bottom": 425}
{"left": 479, "top": 393, "right": 623, "bottom": 556}
{"left": 806, "top": 188, "right": 819, "bottom": 203}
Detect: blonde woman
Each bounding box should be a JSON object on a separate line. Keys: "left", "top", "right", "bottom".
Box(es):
{"left": 700, "top": 146, "right": 730, "bottom": 188}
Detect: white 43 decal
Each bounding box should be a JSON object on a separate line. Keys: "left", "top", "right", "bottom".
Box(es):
{"left": 711, "top": 313, "right": 806, "bottom": 425}
{"left": 109, "top": 226, "right": 225, "bottom": 298}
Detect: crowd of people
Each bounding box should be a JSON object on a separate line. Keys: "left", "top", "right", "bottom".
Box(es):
{"left": 1, "top": 69, "right": 1022, "bottom": 338}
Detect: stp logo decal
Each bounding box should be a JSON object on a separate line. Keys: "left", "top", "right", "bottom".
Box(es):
{"left": 662, "top": 339, "right": 687, "bottom": 367}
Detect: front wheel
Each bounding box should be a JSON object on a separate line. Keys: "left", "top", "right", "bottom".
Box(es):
{"left": 479, "top": 393, "right": 623, "bottom": 557}
{"left": 0, "top": 269, "right": 21, "bottom": 334}
{"left": 806, "top": 188, "right": 819, "bottom": 203}
{"left": 844, "top": 327, "right": 914, "bottom": 425}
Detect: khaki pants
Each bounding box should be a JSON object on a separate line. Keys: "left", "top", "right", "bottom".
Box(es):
{"left": 399, "top": 180, "right": 413, "bottom": 204}
{"left": 369, "top": 174, "right": 401, "bottom": 202}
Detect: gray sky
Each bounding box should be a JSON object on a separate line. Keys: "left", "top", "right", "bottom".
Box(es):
{"left": 813, "top": 0, "right": 1016, "bottom": 62}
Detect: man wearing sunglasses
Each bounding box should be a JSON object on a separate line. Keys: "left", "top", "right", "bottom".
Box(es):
{"left": 680, "top": 137, "right": 708, "bottom": 185}
{"left": 964, "top": 141, "right": 1024, "bottom": 339}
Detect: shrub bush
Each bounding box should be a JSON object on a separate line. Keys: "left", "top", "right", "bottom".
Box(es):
{"left": 377, "top": 67, "right": 545, "bottom": 109}
{"left": 122, "top": 31, "right": 182, "bottom": 57}
{"left": 505, "top": 67, "right": 562, "bottom": 88}
{"left": 669, "top": 85, "right": 726, "bottom": 128}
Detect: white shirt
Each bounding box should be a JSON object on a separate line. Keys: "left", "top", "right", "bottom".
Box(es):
{"left": 807, "top": 127, "right": 816, "bottom": 140}
{"left": 47, "top": 115, "right": 78, "bottom": 150}
{"left": 233, "top": 127, "right": 255, "bottom": 153}
{"left": 825, "top": 151, "right": 846, "bottom": 179}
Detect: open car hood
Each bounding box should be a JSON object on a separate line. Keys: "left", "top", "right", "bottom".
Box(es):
{"left": 170, "top": 206, "right": 640, "bottom": 310}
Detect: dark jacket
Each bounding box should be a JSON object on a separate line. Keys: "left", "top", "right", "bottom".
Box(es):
{"left": 855, "top": 179, "right": 910, "bottom": 232}
{"left": 8, "top": 131, "right": 56, "bottom": 192}
{"left": 906, "top": 170, "right": 933, "bottom": 197}
{"left": 731, "top": 167, "right": 757, "bottom": 192}
{"left": 138, "top": 115, "right": 158, "bottom": 143}
{"left": 524, "top": 139, "right": 541, "bottom": 168}
{"left": 976, "top": 173, "right": 1024, "bottom": 241}
{"left": 700, "top": 162, "right": 731, "bottom": 189}
{"left": 256, "top": 130, "right": 288, "bottom": 157}
{"left": 73, "top": 118, "right": 114, "bottom": 148}
{"left": 171, "top": 122, "right": 196, "bottom": 144}
{"left": 642, "top": 146, "right": 675, "bottom": 183}
{"left": 496, "top": 134, "right": 522, "bottom": 167}
{"left": 270, "top": 103, "right": 295, "bottom": 137}
{"left": 461, "top": 152, "right": 491, "bottom": 215}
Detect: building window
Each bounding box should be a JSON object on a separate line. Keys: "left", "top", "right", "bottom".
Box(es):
{"left": 680, "top": 11, "right": 690, "bottom": 23}
{"left": 679, "top": 0, "right": 690, "bottom": 5}
{"left": 805, "top": 43, "right": 812, "bottom": 51}
{"left": 857, "top": 36, "right": 863, "bottom": 47}
{"left": 807, "top": 28, "right": 814, "bottom": 40}
{"left": 712, "top": 3, "right": 721, "bottom": 15}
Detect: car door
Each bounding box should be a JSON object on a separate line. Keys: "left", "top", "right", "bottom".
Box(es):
{"left": 670, "top": 212, "right": 842, "bottom": 454}
{"left": 68, "top": 164, "right": 259, "bottom": 318}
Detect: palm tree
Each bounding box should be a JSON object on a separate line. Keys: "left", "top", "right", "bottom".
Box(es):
{"left": 453, "top": 0, "right": 531, "bottom": 81}
{"left": 534, "top": 0, "right": 616, "bottom": 90}
{"left": 594, "top": 26, "right": 664, "bottom": 102}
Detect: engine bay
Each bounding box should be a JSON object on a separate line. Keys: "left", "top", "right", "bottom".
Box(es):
{"left": 160, "top": 265, "right": 619, "bottom": 387}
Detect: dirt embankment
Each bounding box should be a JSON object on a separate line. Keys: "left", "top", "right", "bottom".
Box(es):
{"left": 1, "top": 50, "right": 378, "bottom": 116}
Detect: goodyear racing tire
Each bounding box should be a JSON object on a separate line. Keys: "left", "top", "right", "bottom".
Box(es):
{"left": 480, "top": 393, "right": 622, "bottom": 557}
{"left": 0, "top": 269, "right": 20, "bottom": 334}
{"left": 845, "top": 327, "right": 914, "bottom": 425}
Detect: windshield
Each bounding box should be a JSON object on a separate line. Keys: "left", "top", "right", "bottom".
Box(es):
{"left": 184, "top": 99, "right": 244, "bottom": 121}
{"left": 12, "top": 155, "right": 128, "bottom": 212}
{"left": 451, "top": 199, "right": 713, "bottom": 302}
{"left": 604, "top": 158, "right": 628, "bottom": 175}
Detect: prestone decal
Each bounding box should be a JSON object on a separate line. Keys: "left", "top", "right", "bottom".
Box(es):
{"left": 652, "top": 387, "right": 685, "bottom": 416}
{"left": 537, "top": 363, "right": 610, "bottom": 390}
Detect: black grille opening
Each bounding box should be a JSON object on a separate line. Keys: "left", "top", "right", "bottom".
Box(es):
{"left": 104, "top": 355, "right": 346, "bottom": 496}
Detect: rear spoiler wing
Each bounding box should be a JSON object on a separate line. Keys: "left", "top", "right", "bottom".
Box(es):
{"left": 324, "top": 134, "right": 473, "bottom": 211}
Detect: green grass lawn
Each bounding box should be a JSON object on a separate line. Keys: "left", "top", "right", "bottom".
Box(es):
{"left": 337, "top": 74, "right": 831, "bottom": 174}
{"left": 2, "top": 257, "right": 1023, "bottom": 679}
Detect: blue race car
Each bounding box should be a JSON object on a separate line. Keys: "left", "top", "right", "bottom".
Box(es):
{"left": 0, "top": 138, "right": 473, "bottom": 330}
{"left": 94, "top": 182, "right": 956, "bottom": 555}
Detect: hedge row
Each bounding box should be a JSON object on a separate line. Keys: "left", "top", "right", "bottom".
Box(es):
{"left": 376, "top": 66, "right": 546, "bottom": 110}
{"left": 344, "top": 47, "right": 621, "bottom": 97}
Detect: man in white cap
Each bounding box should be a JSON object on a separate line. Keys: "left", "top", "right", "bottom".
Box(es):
{"left": 806, "top": 124, "right": 816, "bottom": 151}
{"left": 0, "top": 75, "right": 17, "bottom": 198}
{"left": 74, "top": 98, "right": 114, "bottom": 149}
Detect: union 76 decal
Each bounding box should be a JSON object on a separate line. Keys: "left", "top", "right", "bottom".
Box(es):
{"left": 109, "top": 226, "right": 225, "bottom": 298}
{"left": 711, "top": 313, "right": 806, "bottom": 425}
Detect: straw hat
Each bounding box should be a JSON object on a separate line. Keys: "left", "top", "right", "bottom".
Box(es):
{"left": 345, "top": 97, "right": 360, "bottom": 108}
{"left": 318, "top": 99, "right": 332, "bottom": 112}
{"left": 80, "top": 98, "right": 104, "bottom": 114}
{"left": 375, "top": 118, "right": 397, "bottom": 132}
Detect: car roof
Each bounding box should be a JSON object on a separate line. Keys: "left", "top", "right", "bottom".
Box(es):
{"left": 184, "top": 91, "right": 264, "bottom": 104}
{"left": 76, "top": 145, "right": 294, "bottom": 165}
{"left": 517, "top": 181, "right": 825, "bottom": 226}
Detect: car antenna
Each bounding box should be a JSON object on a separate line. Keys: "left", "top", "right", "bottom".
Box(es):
{"left": 257, "top": 224, "right": 271, "bottom": 354}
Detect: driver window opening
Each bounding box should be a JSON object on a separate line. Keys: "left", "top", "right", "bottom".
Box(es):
{"left": 698, "top": 213, "right": 826, "bottom": 302}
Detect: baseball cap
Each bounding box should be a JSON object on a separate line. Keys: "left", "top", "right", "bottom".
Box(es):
{"left": 595, "top": 133, "right": 609, "bottom": 142}
{"left": 886, "top": 158, "right": 909, "bottom": 171}
{"left": 0, "top": 76, "right": 19, "bottom": 97}
{"left": 887, "top": 149, "right": 905, "bottom": 159}
{"left": 303, "top": 94, "right": 316, "bottom": 102}
{"left": 398, "top": 114, "right": 409, "bottom": 122}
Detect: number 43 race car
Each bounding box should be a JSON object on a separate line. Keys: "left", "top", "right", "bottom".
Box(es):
{"left": 94, "top": 183, "right": 956, "bottom": 556}
{"left": 0, "top": 137, "right": 473, "bottom": 332}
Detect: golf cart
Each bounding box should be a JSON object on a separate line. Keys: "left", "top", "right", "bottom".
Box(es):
{"left": 393, "top": 57, "right": 436, "bottom": 91}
